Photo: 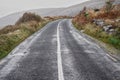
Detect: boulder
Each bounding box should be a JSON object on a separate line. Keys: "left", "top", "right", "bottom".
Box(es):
{"left": 93, "top": 19, "right": 104, "bottom": 26}
{"left": 116, "top": 19, "right": 120, "bottom": 22}
{"left": 103, "top": 25, "right": 113, "bottom": 32}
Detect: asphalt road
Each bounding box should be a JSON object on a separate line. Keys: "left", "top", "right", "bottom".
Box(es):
{"left": 0, "top": 19, "right": 120, "bottom": 80}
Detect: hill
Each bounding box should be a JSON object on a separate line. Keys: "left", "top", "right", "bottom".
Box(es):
{"left": 0, "top": 12, "right": 48, "bottom": 59}
{"left": 0, "top": 0, "right": 120, "bottom": 28}
{"left": 73, "top": 2, "right": 120, "bottom": 52}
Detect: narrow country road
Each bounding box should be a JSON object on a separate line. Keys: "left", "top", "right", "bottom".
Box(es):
{"left": 0, "top": 19, "right": 120, "bottom": 80}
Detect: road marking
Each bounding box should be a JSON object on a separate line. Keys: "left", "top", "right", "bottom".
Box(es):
{"left": 106, "top": 54, "right": 117, "bottom": 62}
{"left": 57, "top": 21, "right": 65, "bottom": 80}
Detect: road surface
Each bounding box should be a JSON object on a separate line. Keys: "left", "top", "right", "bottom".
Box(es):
{"left": 0, "top": 19, "right": 120, "bottom": 80}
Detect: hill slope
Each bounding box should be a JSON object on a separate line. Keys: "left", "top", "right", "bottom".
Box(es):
{"left": 0, "top": 0, "right": 120, "bottom": 28}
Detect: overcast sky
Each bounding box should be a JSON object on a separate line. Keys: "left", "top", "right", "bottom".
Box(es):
{"left": 0, "top": 0, "right": 89, "bottom": 18}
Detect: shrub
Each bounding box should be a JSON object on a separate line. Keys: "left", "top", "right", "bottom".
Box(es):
{"left": 0, "top": 12, "right": 49, "bottom": 59}
{"left": 105, "top": 0, "right": 115, "bottom": 13}
{"left": 16, "top": 12, "right": 43, "bottom": 25}
{"left": 0, "top": 25, "right": 20, "bottom": 34}
{"left": 96, "top": 10, "right": 120, "bottom": 19}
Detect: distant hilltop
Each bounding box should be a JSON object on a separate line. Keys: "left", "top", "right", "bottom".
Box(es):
{"left": 0, "top": 0, "right": 120, "bottom": 29}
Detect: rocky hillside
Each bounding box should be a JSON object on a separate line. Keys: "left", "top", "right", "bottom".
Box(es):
{"left": 73, "top": 1, "right": 120, "bottom": 50}
{"left": 1, "top": 0, "right": 120, "bottom": 28}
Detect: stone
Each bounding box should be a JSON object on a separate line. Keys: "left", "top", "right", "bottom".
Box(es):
{"left": 103, "top": 25, "right": 113, "bottom": 32}
{"left": 93, "top": 19, "right": 104, "bottom": 26}
{"left": 116, "top": 19, "right": 120, "bottom": 22}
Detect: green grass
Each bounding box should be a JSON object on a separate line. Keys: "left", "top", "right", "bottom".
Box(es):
{"left": 73, "top": 22, "right": 120, "bottom": 50}
{"left": 0, "top": 20, "right": 49, "bottom": 59}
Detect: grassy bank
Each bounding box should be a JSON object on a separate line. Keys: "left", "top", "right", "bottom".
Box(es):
{"left": 0, "top": 12, "right": 50, "bottom": 59}
{"left": 72, "top": 2, "right": 120, "bottom": 54}
{"left": 73, "top": 22, "right": 120, "bottom": 54}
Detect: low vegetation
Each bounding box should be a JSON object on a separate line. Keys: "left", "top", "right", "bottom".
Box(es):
{"left": 44, "top": 16, "right": 72, "bottom": 21}
{"left": 73, "top": 0, "right": 120, "bottom": 52}
{"left": 0, "top": 12, "right": 50, "bottom": 59}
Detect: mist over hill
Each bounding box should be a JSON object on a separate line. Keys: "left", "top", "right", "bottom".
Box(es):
{"left": 0, "top": 0, "right": 120, "bottom": 29}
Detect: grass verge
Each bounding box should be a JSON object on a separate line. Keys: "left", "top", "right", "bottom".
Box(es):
{"left": 73, "top": 22, "right": 120, "bottom": 55}
{"left": 0, "top": 20, "right": 50, "bottom": 59}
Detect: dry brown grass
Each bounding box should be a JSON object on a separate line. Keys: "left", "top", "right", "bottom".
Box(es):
{"left": 73, "top": 4, "right": 120, "bottom": 25}
{"left": 96, "top": 10, "right": 120, "bottom": 19}
{"left": 16, "top": 12, "right": 43, "bottom": 25}
{"left": 72, "top": 4, "right": 120, "bottom": 50}
{"left": 0, "top": 12, "right": 50, "bottom": 59}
